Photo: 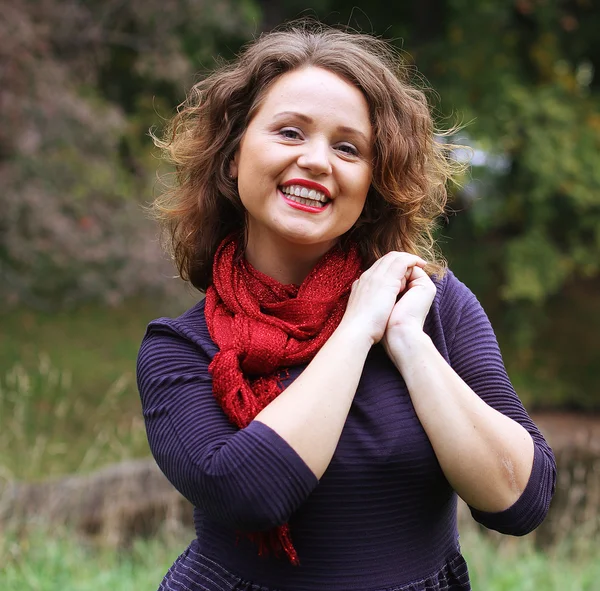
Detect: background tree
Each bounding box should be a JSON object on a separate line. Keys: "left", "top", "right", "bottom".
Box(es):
{"left": 0, "top": 0, "right": 255, "bottom": 308}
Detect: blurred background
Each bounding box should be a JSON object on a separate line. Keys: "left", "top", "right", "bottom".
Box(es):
{"left": 1, "top": 1, "right": 599, "bottom": 589}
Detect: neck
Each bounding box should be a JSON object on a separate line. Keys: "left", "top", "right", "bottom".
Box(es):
{"left": 244, "top": 234, "right": 337, "bottom": 285}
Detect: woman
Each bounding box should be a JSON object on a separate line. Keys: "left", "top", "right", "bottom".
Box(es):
{"left": 137, "top": 22, "right": 556, "bottom": 591}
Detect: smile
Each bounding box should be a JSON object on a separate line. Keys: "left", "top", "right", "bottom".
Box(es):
{"left": 280, "top": 184, "right": 330, "bottom": 208}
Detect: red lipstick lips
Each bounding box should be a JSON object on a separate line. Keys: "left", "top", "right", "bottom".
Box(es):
{"left": 279, "top": 178, "right": 331, "bottom": 214}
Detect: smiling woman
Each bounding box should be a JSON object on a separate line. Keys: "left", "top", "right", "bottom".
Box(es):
{"left": 139, "top": 20, "right": 556, "bottom": 591}
{"left": 150, "top": 22, "right": 457, "bottom": 290}
{"left": 231, "top": 67, "right": 373, "bottom": 284}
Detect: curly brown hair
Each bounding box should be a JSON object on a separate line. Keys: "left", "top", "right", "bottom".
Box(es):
{"left": 151, "top": 21, "right": 465, "bottom": 291}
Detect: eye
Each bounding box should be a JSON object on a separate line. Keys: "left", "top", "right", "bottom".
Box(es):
{"left": 279, "top": 127, "right": 303, "bottom": 140}
{"left": 335, "top": 143, "right": 359, "bottom": 157}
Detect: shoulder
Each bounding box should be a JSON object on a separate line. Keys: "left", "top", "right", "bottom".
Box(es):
{"left": 140, "top": 297, "right": 218, "bottom": 360}
{"left": 429, "top": 267, "right": 483, "bottom": 328}
{"left": 136, "top": 298, "right": 217, "bottom": 401}
{"left": 426, "top": 268, "right": 491, "bottom": 360}
{"left": 431, "top": 268, "right": 478, "bottom": 315}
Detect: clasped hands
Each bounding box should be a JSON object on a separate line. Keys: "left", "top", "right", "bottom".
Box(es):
{"left": 341, "top": 251, "right": 436, "bottom": 352}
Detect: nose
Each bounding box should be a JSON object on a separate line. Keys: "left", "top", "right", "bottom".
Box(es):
{"left": 297, "top": 138, "right": 332, "bottom": 175}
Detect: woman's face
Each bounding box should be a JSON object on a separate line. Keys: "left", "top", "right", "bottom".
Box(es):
{"left": 231, "top": 66, "right": 373, "bottom": 260}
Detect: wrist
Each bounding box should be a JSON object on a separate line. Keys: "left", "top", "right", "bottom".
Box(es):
{"left": 336, "top": 317, "right": 377, "bottom": 350}
{"left": 384, "top": 327, "right": 432, "bottom": 369}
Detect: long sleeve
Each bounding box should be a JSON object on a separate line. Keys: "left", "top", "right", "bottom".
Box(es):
{"left": 439, "top": 273, "right": 556, "bottom": 535}
{"left": 136, "top": 317, "right": 319, "bottom": 531}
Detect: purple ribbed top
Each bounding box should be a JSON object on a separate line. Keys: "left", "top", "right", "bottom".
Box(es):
{"left": 137, "top": 270, "right": 556, "bottom": 591}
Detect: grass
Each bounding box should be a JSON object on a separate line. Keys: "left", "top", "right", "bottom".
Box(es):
{"left": 0, "top": 301, "right": 152, "bottom": 392}
{"left": 0, "top": 355, "right": 151, "bottom": 479}
{"left": 460, "top": 528, "right": 600, "bottom": 590}
{"left": 0, "top": 298, "right": 193, "bottom": 480}
{"left": 1, "top": 526, "right": 599, "bottom": 590}
{"left": 0, "top": 526, "right": 182, "bottom": 591}
{"left": 0, "top": 298, "right": 191, "bottom": 414}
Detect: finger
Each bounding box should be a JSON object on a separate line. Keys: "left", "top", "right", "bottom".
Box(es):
{"left": 407, "top": 264, "right": 429, "bottom": 280}
{"left": 357, "top": 252, "right": 389, "bottom": 280}
{"left": 363, "top": 251, "right": 427, "bottom": 280}
{"left": 383, "top": 252, "right": 426, "bottom": 282}
{"left": 385, "top": 251, "right": 428, "bottom": 267}
{"left": 405, "top": 265, "right": 436, "bottom": 292}
{"left": 388, "top": 251, "right": 428, "bottom": 270}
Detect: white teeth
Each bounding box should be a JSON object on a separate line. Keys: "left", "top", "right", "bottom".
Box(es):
{"left": 286, "top": 194, "right": 324, "bottom": 208}
{"left": 280, "top": 184, "right": 329, "bottom": 203}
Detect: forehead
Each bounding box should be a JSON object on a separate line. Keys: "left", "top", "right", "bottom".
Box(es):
{"left": 253, "top": 67, "right": 372, "bottom": 135}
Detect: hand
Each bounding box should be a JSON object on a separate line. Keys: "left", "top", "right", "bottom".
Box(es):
{"left": 382, "top": 264, "right": 436, "bottom": 352}
{"left": 339, "top": 251, "right": 427, "bottom": 345}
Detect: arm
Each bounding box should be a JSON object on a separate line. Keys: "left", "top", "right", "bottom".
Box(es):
{"left": 383, "top": 268, "right": 556, "bottom": 533}
{"left": 137, "top": 326, "right": 318, "bottom": 531}
{"left": 253, "top": 252, "right": 427, "bottom": 478}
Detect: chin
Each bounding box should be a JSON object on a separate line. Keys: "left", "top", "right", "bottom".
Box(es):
{"left": 279, "top": 228, "right": 335, "bottom": 246}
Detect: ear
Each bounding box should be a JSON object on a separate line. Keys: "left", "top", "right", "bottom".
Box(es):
{"left": 229, "top": 152, "right": 239, "bottom": 179}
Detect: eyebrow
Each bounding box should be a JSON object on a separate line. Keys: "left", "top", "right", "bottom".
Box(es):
{"left": 272, "top": 111, "right": 371, "bottom": 146}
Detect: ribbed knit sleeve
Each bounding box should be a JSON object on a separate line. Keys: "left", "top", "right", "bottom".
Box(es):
{"left": 440, "top": 273, "right": 556, "bottom": 535}
{"left": 136, "top": 322, "right": 319, "bottom": 531}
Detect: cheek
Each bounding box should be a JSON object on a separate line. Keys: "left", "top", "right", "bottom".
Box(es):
{"left": 342, "top": 171, "right": 372, "bottom": 224}
{"left": 351, "top": 168, "right": 373, "bottom": 206}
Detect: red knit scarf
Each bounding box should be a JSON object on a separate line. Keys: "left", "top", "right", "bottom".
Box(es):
{"left": 204, "top": 236, "right": 362, "bottom": 564}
